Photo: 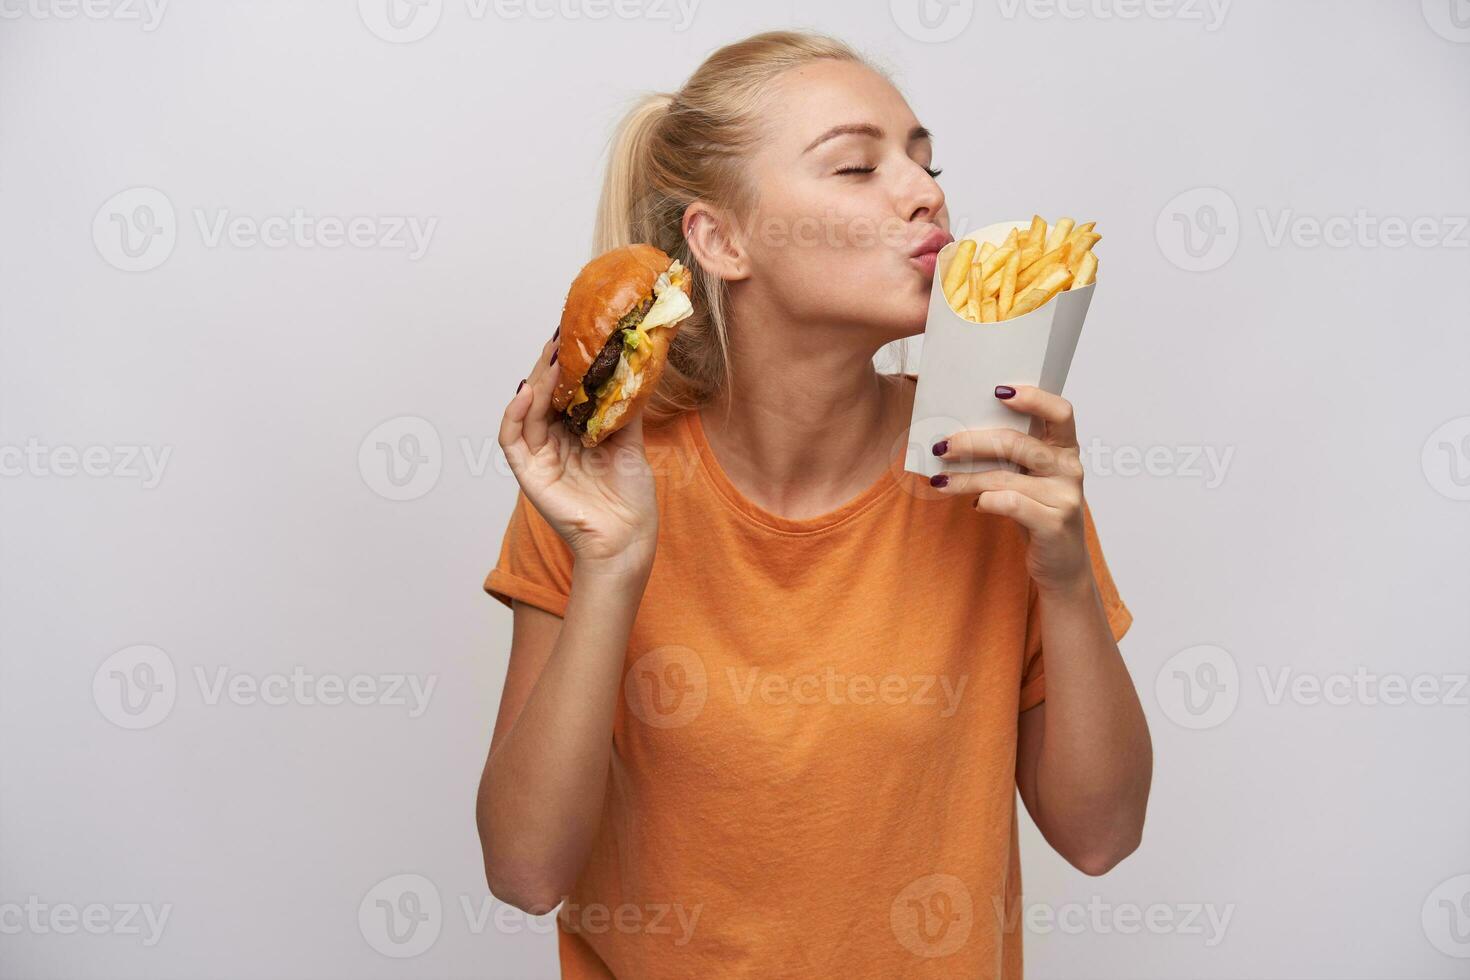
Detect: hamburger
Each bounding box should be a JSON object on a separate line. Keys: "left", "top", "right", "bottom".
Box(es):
{"left": 552, "top": 244, "right": 694, "bottom": 447}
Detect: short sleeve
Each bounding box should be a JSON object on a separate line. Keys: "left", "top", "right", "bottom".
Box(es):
{"left": 483, "top": 490, "right": 574, "bottom": 617}
{"left": 1019, "top": 499, "right": 1133, "bottom": 711}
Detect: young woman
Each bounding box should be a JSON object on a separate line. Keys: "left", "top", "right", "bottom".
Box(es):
{"left": 477, "top": 30, "right": 1151, "bottom": 979}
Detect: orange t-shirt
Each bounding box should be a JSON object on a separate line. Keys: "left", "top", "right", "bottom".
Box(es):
{"left": 483, "top": 391, "right": 1132, "bottom": 979}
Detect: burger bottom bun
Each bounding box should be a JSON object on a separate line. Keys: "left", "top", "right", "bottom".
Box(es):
{"left": 577, "top": 322, "right": 676, "bottom": 448}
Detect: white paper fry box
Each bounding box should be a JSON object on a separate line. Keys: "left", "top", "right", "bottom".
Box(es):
{"left": 905, "top": 219, "right": 1096, "bottom": 479}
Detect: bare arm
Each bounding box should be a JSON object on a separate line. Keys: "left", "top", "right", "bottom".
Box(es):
{"left": 929, "top": 383, "right": 1151, "bottom": 875}
{"left": 1014, "top": 578, "right": 1151, "bottom": 875}
{"left": 477, "top": 332, "right": 661, "bottom": 911}
{"left": 476, "top": 558, "right": 650, "bottom": 912}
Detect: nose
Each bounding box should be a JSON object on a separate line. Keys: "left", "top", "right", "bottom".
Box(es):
{"left": 903, "top": 165, "right": 946, "bottom": 227}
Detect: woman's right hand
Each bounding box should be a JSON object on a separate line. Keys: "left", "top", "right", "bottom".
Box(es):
{"left": 498, "top": 332, "right": 659, "bottom": 574}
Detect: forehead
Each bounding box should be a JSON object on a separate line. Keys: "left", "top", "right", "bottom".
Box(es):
{"left": 758, "top": 60, "right": 918, "bottom": 154}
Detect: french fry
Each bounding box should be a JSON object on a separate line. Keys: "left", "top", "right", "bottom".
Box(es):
{"left": 1045, "top": 217, "right": 1074, "bottom": 253}
{"left": 938, "top": 214, "right": 1101, "bottom": 320}
{"left": 1071, "top": 251, "right": 1097, "bottom": 288}
{"left": 1027, "top": 214, "right": 1047, "bottom": 249}
{"left": 1065, "top": 232, "right": 1101, "bottom": 272}
{"left": 998, "top": 247, "right": 1020, "bottom": 318}
{"left": 943, "top": 239, "right": 976, "bottom": 302}
{"left": 966, "top": 264, "right": 983, "bottom": 321}
{"left": 1008, "top": 266, "right": 1074, "bottom": 318}
{"left": 1018, "top": 242, "right": 1070, "bottom": 292}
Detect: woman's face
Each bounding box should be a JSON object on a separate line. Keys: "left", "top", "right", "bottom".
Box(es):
{"left": 731, "top": 60, "right": 952, "bottom": 342}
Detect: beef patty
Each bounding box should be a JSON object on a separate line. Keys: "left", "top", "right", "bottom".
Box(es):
{"left": 564, "top": 292, "right": 657, "bottom": 433}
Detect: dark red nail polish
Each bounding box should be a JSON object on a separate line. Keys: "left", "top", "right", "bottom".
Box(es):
{"left": 549, "top": 349, "right": 558, "bottom": 365}
{"left": 553, "top": 326, "right": 559, "bottom": 340}
{"left": 995, "top": 385, "right": 1016, "bottom": 399}
{"left": 932, "top": 439, "right": 949, "bottom": 456}
{"left": 930, "top": 474, "right": 949, "bottom": 488}
{"left": 516, "top": 378, "right": 526, "bottom": 393}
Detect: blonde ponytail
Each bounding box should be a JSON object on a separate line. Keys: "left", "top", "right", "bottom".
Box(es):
{"left": 588, "top": 31, "right": 876, "bottom": 429}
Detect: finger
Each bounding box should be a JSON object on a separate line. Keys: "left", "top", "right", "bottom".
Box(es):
{"left": 930, "top": 467, "right": 1076, "bottom": 509}
{"left": 994, "top": 385, "right": 1077, "bottom": 447}
{"left": 935, "top": 427, "right": 1059, "bottom": 475}
{"left": 499, "top": 376, "right": 534, "bottom": 474}
{"left": 973, "top": 486, "right": 1056, "bottom": 528}
{"left": 522, "top": 337, "right": 560, "bottom": 451}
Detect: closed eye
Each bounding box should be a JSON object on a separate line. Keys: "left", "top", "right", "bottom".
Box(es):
{"left": 834, "top": 164, "right": 943, "bottom": 178}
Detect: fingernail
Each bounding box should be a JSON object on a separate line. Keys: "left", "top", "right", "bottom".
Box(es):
{"left": 549, "top": 349, "right": 558, "bottom": 365}
{"left": 930, "top": 473, "right": 949, "bottom": 488}
{"left": 516, "top": 378, "right": 526, "bottom": 393}
{"left": 995, "top": 385, "right": 1016, "bottom": 399}
{"left": 553, "top": 325, "right": 559, "bottom": 339}
{"left": 931, "top": 439, "right": 949, "bottom": 456}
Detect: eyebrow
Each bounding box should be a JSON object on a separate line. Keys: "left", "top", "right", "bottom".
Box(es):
{"left": 802, "top": 123, "right": 933, "bottom": 154}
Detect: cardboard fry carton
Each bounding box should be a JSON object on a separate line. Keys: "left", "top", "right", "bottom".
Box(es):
{"left": 905, "top": 219, "right": 1097, "bottom": 478}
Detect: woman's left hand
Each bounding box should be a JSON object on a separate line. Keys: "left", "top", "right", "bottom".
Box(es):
{"left": 928, "top": 384, "right": 1091, "bottom": 596}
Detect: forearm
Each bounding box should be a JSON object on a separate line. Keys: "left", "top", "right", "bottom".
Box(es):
{"left": 1032, "top": 575, "right": 1152, "bottom": 868}
{"left": 477, "top": 558, "right": 649, "bottom": 909}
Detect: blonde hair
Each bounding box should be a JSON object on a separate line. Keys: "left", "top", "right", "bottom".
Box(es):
{"left": 592, "top": 31, "right": 896, "bottom": 430}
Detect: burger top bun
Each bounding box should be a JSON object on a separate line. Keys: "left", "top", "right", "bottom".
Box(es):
{"left": 551, "top": 244, "right": 676, "bottom": 414}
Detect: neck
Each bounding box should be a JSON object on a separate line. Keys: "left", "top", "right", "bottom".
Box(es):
{"left": 698, "top": 294, "right": 905, "bottom": 517}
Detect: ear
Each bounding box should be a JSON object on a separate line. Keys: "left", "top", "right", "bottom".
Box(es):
{"left": 682, "top": 201, "right": 750, "bottom": 283}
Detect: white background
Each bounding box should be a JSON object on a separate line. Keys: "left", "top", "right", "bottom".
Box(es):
{"left": 2, "top": 1, "right": 1468, "bottom": 977}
